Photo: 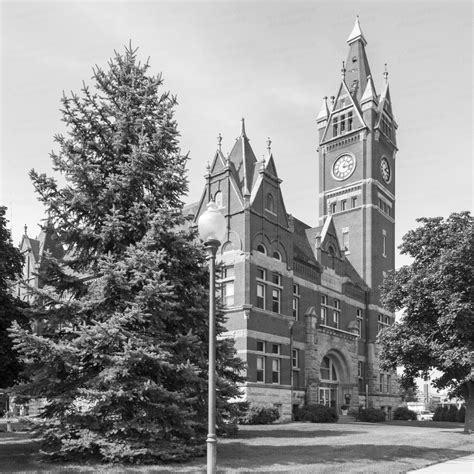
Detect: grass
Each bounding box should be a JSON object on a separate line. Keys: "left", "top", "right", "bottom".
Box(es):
{"left": 0, "top": 420, "right": 472, "bottom": 473}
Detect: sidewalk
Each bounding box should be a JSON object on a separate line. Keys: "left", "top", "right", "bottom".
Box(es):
{"left": 408, "top": 453, "right": 474, "bottom": 473}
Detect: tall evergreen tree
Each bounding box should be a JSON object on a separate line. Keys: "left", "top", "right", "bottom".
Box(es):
{"left": 0, "top": 206, "right": 27, "bottom": 390}
{"left": 11, "top": 45, "right": 245, "bottom": 463}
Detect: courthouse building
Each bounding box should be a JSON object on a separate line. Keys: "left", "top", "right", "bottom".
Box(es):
{"left": 19, "top": 19, "right": 400, "bottom": 420}
{"left": 187, "top": 18, "right": 400, "bottom": 420}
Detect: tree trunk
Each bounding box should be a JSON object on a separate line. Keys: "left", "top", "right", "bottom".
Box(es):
{"left": 465, "top": 359, "right": 474, "bottom": 433}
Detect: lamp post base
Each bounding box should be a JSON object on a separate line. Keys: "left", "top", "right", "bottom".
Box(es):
{"left": 206, "top": 434, "right": 217, "bottom": 473}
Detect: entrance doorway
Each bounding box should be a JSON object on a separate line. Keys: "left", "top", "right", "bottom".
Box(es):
{"left": 319, "top": 387, "right": 337, "bottom": 408}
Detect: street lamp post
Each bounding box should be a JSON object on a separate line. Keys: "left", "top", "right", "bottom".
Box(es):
{"left": 197, "top": 201, "right": 226, "bottom": 474}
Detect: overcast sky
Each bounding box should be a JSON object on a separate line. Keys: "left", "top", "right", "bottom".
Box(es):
{"left": 1, "top": 1, "right": 472, "bottom": 268}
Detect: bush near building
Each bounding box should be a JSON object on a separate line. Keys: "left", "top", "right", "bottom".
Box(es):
{"left": 393, "top": 407, "right": 417, "bottom": 421}
{"left": 446, "top": 405, "right": 458, "bottom": 422}
{"left": 239, "top": 405, "right": 280, "bottom": 425}
{"left": 356, "top": 408, "right": 387, "bottom": 422}
{"left": 294, "top": 405, "right": 339, "bottom": 423}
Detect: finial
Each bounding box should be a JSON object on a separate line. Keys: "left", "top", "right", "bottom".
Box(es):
{"left": 241, "top": 117, "right": 246, "bottom": 137}
{"left": 260, "top": 156, "right": 266, "bottom": 171}
{"left": 206, "top": 160, "right": 210, "bottom": 172}
{"left": 330, "top": 96, "right": 335, "bottom": 107}
{"left": 266, "top": 137, "right": 272, "bottom": 153}
{"left": 383, "top": 63, "right": 389, "bottom": 82}
{"left": 24, "top": 224, "right": 28, "bottom": 236}
{"left": 217, "top": 133, "right": 222, "bottom": 151}
{"left": 341, "top": 60, "right": 346, "bottom": 79}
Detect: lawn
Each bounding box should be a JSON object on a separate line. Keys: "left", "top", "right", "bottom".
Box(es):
{"left": 0, "top": 420, "right": 472, "bottom": 473}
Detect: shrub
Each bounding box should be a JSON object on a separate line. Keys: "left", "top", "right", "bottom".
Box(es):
{"left": 356, "top": 408, "right": 386, "bottom": 423}
{"left": 456, "top": 405, "right": 466, "bottom": 423}
{"left": 294, "top": 404, "right": 338, "bottom": 423}
{"left": 348, "top": 407, "right": 361, "bottom": 417}
{"left": 446, "top": 405, "right": 458, "bottom": 422}
{"left": 239, "top": 405, "right": 280, "bottom": 425}
{"left": 393, "top": 407, "right": 417, "bottom": 420}
{"left": 440, "top": 405, "right": 449, "bottom": 421}
{"left": 433, "top": 405, "right": 443, "bottom": 421}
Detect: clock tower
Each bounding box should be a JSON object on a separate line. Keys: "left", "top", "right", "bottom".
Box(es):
{"left": 317, "top": 18, "right": 397, "bottom": 306}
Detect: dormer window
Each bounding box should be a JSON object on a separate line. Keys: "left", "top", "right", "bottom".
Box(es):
{"left": 332, "top": 111, "right": 354, "bottom": 137}
{"left": 265, "top": 193, "right": 275, "bottom": 213}
{"left": 214, "top": 191, "right": 223, "bottom": 208}
{"left": 381, "top": 114, "right": 393, "bottom": 139}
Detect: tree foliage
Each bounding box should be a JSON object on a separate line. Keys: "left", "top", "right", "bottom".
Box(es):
{"left": 11, "top": 45, "right": 246, "bottom": 463}
{"left": 0, "top": 206, "right": 27, "bottom": 389}
{"left": 378, "top": 212, "right": 474, "bottom": 432}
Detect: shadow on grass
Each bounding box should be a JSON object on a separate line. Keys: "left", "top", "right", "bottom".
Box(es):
{"left": 216, "top": 443, "right": 473, "bottom": 470}
{"left": 234, "top": 428, "right": 367, "bottom": 439}
{"left": 386, "top": 421, "right": 464, "bottom": 429}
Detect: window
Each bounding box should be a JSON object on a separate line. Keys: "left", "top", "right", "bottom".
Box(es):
{"left": 292, "top": 297, "right": 299, "bottom": 319}
{"left": 386, "top": 374, "right": 391, "bottom": 393}
{"left": 382, "top": 232, "right": 387, "bottom": 257}
{"left": 358, "top": 361, "right": 363, "bottom": 377}
{"left": 257, "top": 268, "right": 266, "bottom": 280}
{"left": 220, "top": 266, "right": 235, "bottom": 307}
{"left": 330, "top": 202, "right": 337, "bottom": 214}
{"left": 333, "top": 299, "right": 340, "bottom": 329}
{"left": 256, "top": 356, "right": 265, "bottom": 382}
{"left": 257, "top": 243, "right": 267, "bottom": 255}
{"left": 356, "top": 308, "right": 363, "bottom": 338}
{"left": 320, "top": 356, "right": 337, "bottom": 381}
{"left": 293, "top": 284, "right": 300, "bottom": 295}
{"left": 332, "top": 113, "right": 346, "bottom": 137}
{"left": 340, "top": 114, "right": 346, "bottom": 133}
{"left": 256, "top": 340, "right": 264, "bottom": 352}
{"left": 272, "top": 289, "right": 281, "bottom": 313}
{"left": 272, "top": 273, "right": 281, "bottom": 286}
{"left": 341, "top": 200, "right": 347, "bottom": 211}
{"left": 272, "top": 359, "right": 280, "bottom": 384}
{"left": 347, "top": 110, "right": 353, "bottom": 131}
{"left": 292, "top": 349, "right": 299, "bottom": 368}
{"left": 380, "top": 374, "right": 384, "bottom": 392}
{"left": 257, "top": 283, "right": 265, "bottom": 309}
{"left": 381, "top": 114, "right": 392, "bottom": 139}
{"left": 222, "top": 280, "right": 234, "bottom": 307}
{"left": 321, "top": 295, "right": 328, "bottom": 325}
{"left": 265, "top": 193, "right": 275, "bottom": 213}
{"left": 271, "top": 343, "right": 280, "bottom": 355}
{"left": 214, "top": 191, "right": 223, "bottom": 208}
{"left": 358, "top": 361, "right": 364, "bottom": 393}
{"left": 342, "top": 231, "right": 349, "bottom": 253}
{"left": 351, "top": 196, "right": 357, "bottom": 208}
{"left": 273, "top": 250, "right": 282, "bottom": 261}
{"left": 385, "top": 316, "right": 390, "bottom": 325}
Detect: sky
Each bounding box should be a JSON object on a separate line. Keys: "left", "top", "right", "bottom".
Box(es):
{"left": 1, "top": 0, "right": 472, "bottom": 269}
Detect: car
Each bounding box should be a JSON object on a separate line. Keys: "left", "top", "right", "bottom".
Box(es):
{"left": 417, "top": 410, "right": 434, "bottom": 421}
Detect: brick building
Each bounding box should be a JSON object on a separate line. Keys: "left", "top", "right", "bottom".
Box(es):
{"left": 188, "top": 18, "right": 400, "bottom": 420}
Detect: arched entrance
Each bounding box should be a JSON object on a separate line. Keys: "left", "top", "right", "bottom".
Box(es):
{"left": 319, "top": 356, "right": 338, "bottom": 407}
{"left": 317, "top": 350, "right": 352, "bottom": 409}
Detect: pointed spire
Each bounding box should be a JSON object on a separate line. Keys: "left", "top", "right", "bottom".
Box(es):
{"left": 317, "top": 96, "right": 330, "bottom": 121}
{"left": 347, "top": 15, "right": 367, "bottom": 46}
{"left": 217, "top": 133, "right": 222, "bottom": 151}
{"left": 241, "top": 117, "right": 246, "bottom": 137}
{"left": 360, "top": 75, "right": 377, "bottom": 103}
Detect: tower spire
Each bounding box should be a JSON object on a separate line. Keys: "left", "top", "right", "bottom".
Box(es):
{"left": 344, "top": 16, "right": 372, "bottom": 100}
{"left": 241, "top": 117, "right": 246, "bottom": 137}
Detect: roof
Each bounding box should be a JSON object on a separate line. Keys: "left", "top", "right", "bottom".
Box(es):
{"left": 292, "top": 217, "right": 318, "bottom": 266}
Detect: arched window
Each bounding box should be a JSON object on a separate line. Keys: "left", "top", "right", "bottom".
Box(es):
{"left": 320, "top": 356, "right": 338, "bottom": 381}
{"left": 265, "top": 193, "right": 275, "bottom": 213}
{"left": 257, "top": 243, "right": 267, "bottom": 255}
{"left": 273, "top": 250, "right": 282, "bottom": 261}
{"left": 222, "top": 241, "right": 234, "bottom": 253}
{"left": 214, "top": 191, "right": 223, "bottom": 208}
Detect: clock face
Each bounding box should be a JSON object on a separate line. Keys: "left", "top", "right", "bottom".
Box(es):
{"left": 380, "top": 157, "right": 391, "bottom": 183}
{"left": 332, "top": 154, "right": 356, "bottom": 181}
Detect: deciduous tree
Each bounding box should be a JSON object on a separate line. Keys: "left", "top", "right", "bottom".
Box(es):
{"left": 378, "top": 212, "right": 473, "bottom": 433}
{"left": 11, "top": 45, "right": 245, "bottom": 463}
